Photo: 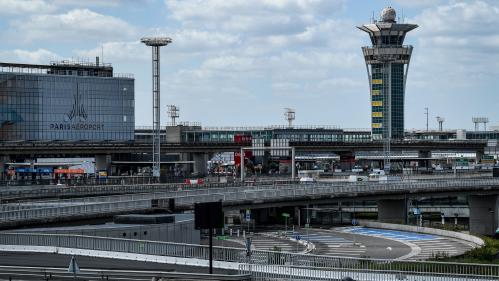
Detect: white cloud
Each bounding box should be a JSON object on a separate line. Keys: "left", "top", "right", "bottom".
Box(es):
{"left": 165, "top": 0, "right": 345, "bottom": 35}
{"left": 169, "top": 30, "right": 241, "bottom": 53}
{"left": 0, "top": 49, "right": 61, "bottom": 64}
{"left": 75, "top": 41, "right": 147, "bottom": 63}
{"left": 9, "top": 9, "right": 136, "bottom": 43}
{"left": 414, "top": 1, "right": 499, "bottom": 46}
{"left": 391, "top": 0, "right": 446, "bottom": 8}
{"left": 0, "top": 0, "right": 55, "bottom": 15}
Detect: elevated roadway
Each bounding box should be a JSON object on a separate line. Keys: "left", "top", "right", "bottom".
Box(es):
{"left": 1, "top": 178, "right": 499, "bottom": 234}
{"left": 0, "top": 139, "right": 487, "bottom": 155}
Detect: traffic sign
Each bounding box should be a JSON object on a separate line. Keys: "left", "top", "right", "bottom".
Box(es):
{"left": 282, "top": 213, "right": 290, "bottom": 218}
{"left": 352, "top": 219, "right": 358, "bottom": 226}
{"left": 245, "top": 209, "right": 251, "bottom": 222}
{"left": 295, "top": 235, "right": 301, "bottom": 241}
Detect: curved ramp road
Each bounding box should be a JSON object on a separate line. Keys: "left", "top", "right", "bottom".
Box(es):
{"left": 276, "top": 228, "right": 411, "bottom": 259}
{"left": 339, "top": 227, "right": 476, "bottom": 260}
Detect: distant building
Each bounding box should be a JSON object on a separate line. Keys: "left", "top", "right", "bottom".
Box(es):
{"left": 0, "top": 59, "right": 134, "bottom": 141}
{"left": 358, "top": 7, "right": 418, "bottom": 140}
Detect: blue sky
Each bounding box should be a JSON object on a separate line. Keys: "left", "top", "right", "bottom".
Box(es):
{"left": 0, "top": 0, "right": 498, "bottom": 130}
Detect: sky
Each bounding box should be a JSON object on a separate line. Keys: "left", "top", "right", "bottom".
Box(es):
{"left": 0, "top": 0, "right": 498, "bottom": 130}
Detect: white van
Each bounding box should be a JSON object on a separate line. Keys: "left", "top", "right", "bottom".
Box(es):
{"left": 369, "top": 169, "right": 387, "bottom": 181}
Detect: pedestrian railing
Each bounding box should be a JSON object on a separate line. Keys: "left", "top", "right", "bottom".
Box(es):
{"left": 0, "top": 233, "right": 498, "bottom": 280}
{"left": 0, "top": 265, "right": 251, "bottom": 281}
{"left": 238, "top": 263, "right": 497, "bottom": 281}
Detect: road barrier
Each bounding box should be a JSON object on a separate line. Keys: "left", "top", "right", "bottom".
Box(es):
{"left": 0, "top": 265, "right": 251, "bottom": 281}
{"left": 0, "top": 233, "right": 498, "bottom": 280}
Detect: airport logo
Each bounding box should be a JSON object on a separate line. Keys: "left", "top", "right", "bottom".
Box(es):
{"left": 49, "top": 87, "right": 104, "bottom": 131}
{"left": 66, "top": 90, "right": 87, "bottom": 122}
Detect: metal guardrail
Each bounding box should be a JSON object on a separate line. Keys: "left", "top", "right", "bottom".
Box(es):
{"left": 2, "top": 178, "right": 499, "bottom": 223}
{"left": 238, "top": 263, "right": 496, "bottom": 281}
{"left": 0, "top": 233, "right": 498, "bottom": 280}
{"left": 0, "top": 265, "right": 250, "bottom": 281}
{"left": 0, "top": 180, "right": 299, "bottom": 202}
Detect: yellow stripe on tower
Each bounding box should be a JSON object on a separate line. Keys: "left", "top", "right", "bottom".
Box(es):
{"left": 372, "top": 101, "right": 383, "bottom": 107}
{"left": 372, "top": 123, "right": 383, "bottom": 128}
{"left": 372, "top": 90, "right": 381, "bottom": 95}
{"left": 372, "top": 79, "right": 383, "bottom": 85}
{"left": 372, "top": 112, "right": 383, "bottom": 117}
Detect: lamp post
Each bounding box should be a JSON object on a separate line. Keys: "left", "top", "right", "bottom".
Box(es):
{"left": 141, "top": 36, "right": 172, "bottom": 179}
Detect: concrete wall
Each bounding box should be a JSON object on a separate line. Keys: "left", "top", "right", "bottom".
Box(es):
{"left": 468, "top": 195, "right": 499, "bottom": 236}
{"left": 7, "top": 219, "right": 200, "bottom": 244}
{"left": 165, "top": 126, "right": 182, "bottom": 143}
{"left": 192, "top": 153, "right": 209, "bottom": 176}
{"left": 377, "top": 199, "right": 406, "bottom": 224}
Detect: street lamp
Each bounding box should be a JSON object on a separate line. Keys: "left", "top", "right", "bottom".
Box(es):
{"left": 141, "top": 36, "right": 172, "bottom": 179}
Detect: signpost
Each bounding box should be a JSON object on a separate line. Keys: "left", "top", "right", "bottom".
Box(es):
{"left": 245, "top": 237, "right": 252, "bottom": 257}
{"left": 195, "top": 201, "right": 224, "bottom": 274}
{"left": 245, "top": 209, "right": 251, "bottom": 233}
{"left": 282, "top": 212, "right": 290, "bottom": 236}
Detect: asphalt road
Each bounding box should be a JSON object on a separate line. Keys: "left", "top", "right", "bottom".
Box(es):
{"left": 224, "top": 227, "right": 412, "bottom": 259}
{"left": 292, "top": 228, "right": 411, "bottom": 259}
{"left": 0, "top": 252, "right": 233, "bottom": 274}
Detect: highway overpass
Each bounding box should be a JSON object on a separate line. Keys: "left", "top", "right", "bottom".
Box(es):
{"left": 0, "top": 139, "right": 487, "bottom": 155}
{"left": 1, "top": 178, "right": 499, "bottom": 235}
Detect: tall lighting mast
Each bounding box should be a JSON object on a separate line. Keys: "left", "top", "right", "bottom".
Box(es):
{"left": 141, "top": 37, "right": 172, "bottom": 178}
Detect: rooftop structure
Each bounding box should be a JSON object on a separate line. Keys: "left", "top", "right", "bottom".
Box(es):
{"left": 0, "top": 58, "right": 116, "bottom": 78}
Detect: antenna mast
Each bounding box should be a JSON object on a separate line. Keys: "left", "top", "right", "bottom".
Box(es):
{"left": 167, "top": 105, "right": 180, "bottom": 126}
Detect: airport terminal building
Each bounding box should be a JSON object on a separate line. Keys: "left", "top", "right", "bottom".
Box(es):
{"left": 0, "top": 60, "right": 134, "bottom": 141}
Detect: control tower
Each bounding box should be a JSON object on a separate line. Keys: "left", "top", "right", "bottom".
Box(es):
{"left": 358, "top": 7, "right": 418, "bottom": 141}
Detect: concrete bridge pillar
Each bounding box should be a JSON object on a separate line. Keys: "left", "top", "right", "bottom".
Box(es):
{"left": 95, "top": 154, "right": 112, "bottom": 175}
{"left": 475, "top": 150, "right": 483, "bottom": 164}
{"left": 418, "top": 150, "right": 431, "bottom": 169}
{"left": 469, "top": 195, "right": 499, "bottom": 236}
{"left": 0, "top": 155, "right": 10, "bottom": 180}
{"left": 192, "top": 153, "right": 209, "bottom": 177}
{"left": 377, "top": 198, "right": 407, "bottom": 224}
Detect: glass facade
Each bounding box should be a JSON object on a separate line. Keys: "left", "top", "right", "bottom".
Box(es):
{"left": 371, "top": 63, "right": 405, "bottom": 139}
{"left": 181, "top": 128, "right": 371, "bottom": 143}
{"left": 0, "top": 72, "right": 134, "bottom": 141}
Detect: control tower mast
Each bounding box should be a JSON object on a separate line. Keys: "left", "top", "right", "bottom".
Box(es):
{"left": 358, "top": 7, "right": 418, "bottom": 172}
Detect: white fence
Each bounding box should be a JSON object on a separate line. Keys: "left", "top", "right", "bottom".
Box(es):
{"left": 0, "top": 233, "right": 498, "bottom": 281}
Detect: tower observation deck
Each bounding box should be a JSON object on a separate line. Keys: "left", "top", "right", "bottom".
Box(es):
{"left": 358, "top": 7, "right": 418, "bottom": 141}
